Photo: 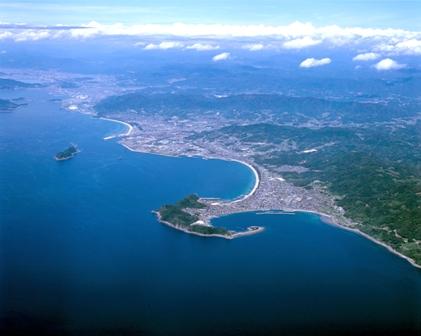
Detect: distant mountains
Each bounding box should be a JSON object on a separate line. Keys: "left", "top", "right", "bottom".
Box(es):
{"left": 96, "top": 91, "right": 420, "bottom": 125}
{"left": 0, "top": 78, "right": 42, "bottom": 90}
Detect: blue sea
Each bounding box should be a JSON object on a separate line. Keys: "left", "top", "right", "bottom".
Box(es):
{"left": 1, "top": 88, "right": 420, "bottom": 335}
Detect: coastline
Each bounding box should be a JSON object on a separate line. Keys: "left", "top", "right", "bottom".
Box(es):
{"left": 200, "top": 156, "right": 260, "bottom": 203}
{"left": 154, "top": 211, "right": 264, "bottom": 239}
{"left": 119, "top": 143, "right": 260, "bottom": 202}
{"left": 99, "top": 117, "right": 134, "bottom": 139}
{"left": 327, "top": 219, "right": 421, "bottom": 270}
{"left": 279, "top": 207, "right": 421, "bottom": 270}
{"left": 108, "top": 129, "right": 421, "bottom": 269}
{"left": 228, "top": 158, "right": 260, "bottom": 203}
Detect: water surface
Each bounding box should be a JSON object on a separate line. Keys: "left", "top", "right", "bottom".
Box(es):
{"left": 1, "top": 89, "right": 420, "bottom": 335}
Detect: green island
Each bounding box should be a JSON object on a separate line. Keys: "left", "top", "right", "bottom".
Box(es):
{"left": 157, "top": 195, "right": 232, "bottom": 237}
{"left": 55, "top": 144, "right": 79, "bottom": 161}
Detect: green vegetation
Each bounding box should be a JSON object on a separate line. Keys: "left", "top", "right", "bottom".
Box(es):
{"left": 158, "top": 194, "right": 231, "bottom": 236}
{"left": 189, "top": 224, "right": 230, "bottom": 236}
{"left": 55, "top": 144, "right": 79, "bottom": 161}
{"left": 175, "top": 194, "right": 207, "bottom": 209}
{"left": 159, "top": 204, "right": 199, "bottom": 227}
{"left": 199, "top": 122, "right": 421, "bottom": 263}
{"left": 95, "top": 92, "right": 419, "bottom": 124}
{"left": 98, "top": 89, "right": 421, "bottom": 261}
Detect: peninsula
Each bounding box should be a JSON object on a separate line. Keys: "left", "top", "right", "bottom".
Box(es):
{"left": 156, "top": 194, "right": 263, "bottom": 238}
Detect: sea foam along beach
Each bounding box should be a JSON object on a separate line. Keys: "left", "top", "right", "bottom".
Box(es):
{"left": 100, "top": 117, "right": 134, "bottom": 140}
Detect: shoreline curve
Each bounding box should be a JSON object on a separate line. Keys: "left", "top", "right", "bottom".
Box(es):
{"left": 97, "top": 117, "right": 421, "bottom": 269}
{"left": 100, "top": 117, "right": 134, "bottom": 139}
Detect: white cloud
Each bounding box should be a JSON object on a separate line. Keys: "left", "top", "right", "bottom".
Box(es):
{"left": 139, "top": 41, "right": 219, "bottom": 51}
{"left": 299, "top": 57, "right": 331, "bottom": 68}
{"left": 353, "top": 52, "right": 380, "bottom": 61}
{"left": 143, "top": 43, "right": 160, "bottom": 50}
{"left": 13, "top": 30, "right": 51, "bottom": 42}
{"left": 186, "top": 43, "right": 219, "bottom": 51}
{"left": 242, "top": 43, "right": 265, "bottom": 51}
{"left": 88, "top": 21, "right": 417, "bottom": 41}
{"left": 283, "top": 37, "right": 322, "bottom": 49}
{"left": 0, "top": 31, "right": 12, "bottom": 40}
{"left": 374, "top": 58, "right": 406, "bottom": 71}
{"left": 74, "top": 21, "right": 317, "bottom": 39}
{"left": 144, "top": 41, "right": 184, "bottom": 50}
{"left": 1, "top": 21, "right": 421, "bottom": 58}
{"left": 212, "top": 52, "right": 230, "bottom": 62}
{"left": 133, "top": 41, "right": 146, "bottom": 47}
{"left": 394, "top": 39, "right": 421, "bottom": 54}
{"left": 376, "top": 39, "right": 421, "bottom": 55}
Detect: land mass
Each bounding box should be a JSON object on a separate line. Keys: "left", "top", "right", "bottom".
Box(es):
{"left": 3, "top": 68, "right": 419, "bottom": 267}
{"left": 156, "top": 194, "right": 263, "bottom": 238}
{"left": 0, "top": 98, "right": 25, "bottom": 112}
{"left": 96, "top": 106, "right": 420, "bottom": 267}
{"left": 55, "top": 144, "right": 79, "bottom": 161}
{"left": 0, "top": 78, "right": 42, "bottom": 90}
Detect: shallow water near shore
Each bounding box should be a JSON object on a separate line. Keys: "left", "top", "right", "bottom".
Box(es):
{"left": 1, "top": 89, "right": 421, "bottom": 335}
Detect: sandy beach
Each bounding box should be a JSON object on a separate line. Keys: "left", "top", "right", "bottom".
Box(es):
{"left": 100, "top": 117, "right": 134, "bottom": 139}
{"left": 229, "top": 159, "right": 260, "bottom": 202}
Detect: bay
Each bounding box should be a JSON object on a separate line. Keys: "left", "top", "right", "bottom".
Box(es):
{"left": 1, "top": 89, "right": 420, "bottom": 335}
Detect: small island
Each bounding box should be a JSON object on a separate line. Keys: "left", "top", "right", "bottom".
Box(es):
{"left": 0, "top": 98, "right": 23, "bottom": 113}
{"left": 55, "top": 144, "right": 79, "bottom": 161}
{"left": 156, "top": 194, "right": 263, "bottom": 239}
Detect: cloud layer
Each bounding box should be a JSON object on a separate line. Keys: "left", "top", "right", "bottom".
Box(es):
{"left": 143, "top": 41, "right": 183, "bottom": 50}
{"left": 353, "top": 52, "right": 380, "bottom": 61}
{"left": 242, "top": 43, "right": 265, "bottom": 51}
{"left": 212, "top": 52, "right": 230, "bottom": 62}
{"left": 282, "top": 36, "right": 322, "bottom": 49}
{"left": 186, "top": 43, "right": 219, "bottom": 51}
{"left": 1, "top": 21, "right": 421, "bottom": 58}
{"left": 374, "top": 58, "right": 406, "bottom": 71}
{"left": 138, "top": 40, "right": 220, "bottom": 51}
{"left": 299, "top": 57, "right": 331, "bottom": 68}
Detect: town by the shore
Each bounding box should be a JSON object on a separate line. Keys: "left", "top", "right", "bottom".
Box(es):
{"left": 98, "top": 115, "right": 421, "bottom": 269}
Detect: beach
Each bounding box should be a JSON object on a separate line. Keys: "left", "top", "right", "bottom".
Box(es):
{"left": 100, "top": 117, "right": 134, "bottom": 139}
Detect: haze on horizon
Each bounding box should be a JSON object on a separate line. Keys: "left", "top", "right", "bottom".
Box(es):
{"left": 1, "top": 0, "right": 421, "bottom": 30}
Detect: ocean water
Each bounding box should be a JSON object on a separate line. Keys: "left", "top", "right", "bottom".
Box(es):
{"left": 1, "top": 88, "right": 420, "bottom": 335}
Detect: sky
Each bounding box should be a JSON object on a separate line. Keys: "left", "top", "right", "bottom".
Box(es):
{"left": 1, "top": 0, "right": 421, "bottom": 70}
{"left": 1, "top": 0, "right": 421, "bottom": 30}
